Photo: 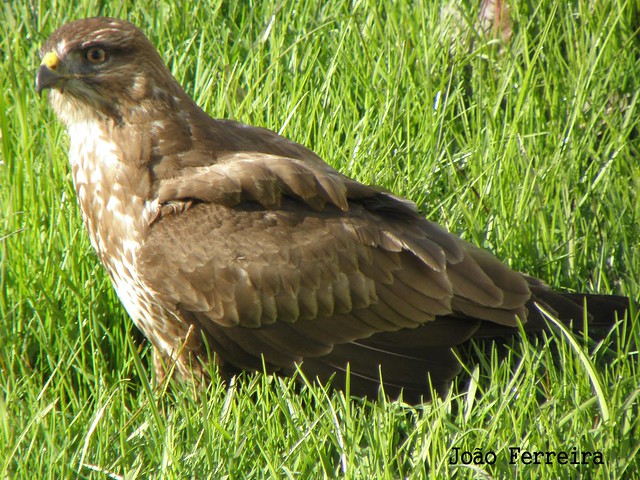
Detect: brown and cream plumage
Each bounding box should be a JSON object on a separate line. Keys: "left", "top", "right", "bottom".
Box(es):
{"left": 37, "top": 17, "right": 628, "bottom": 402}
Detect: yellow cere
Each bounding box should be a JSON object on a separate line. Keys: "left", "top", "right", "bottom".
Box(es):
{"left": 42, "top": 51, "right": 59, "bottom": 69}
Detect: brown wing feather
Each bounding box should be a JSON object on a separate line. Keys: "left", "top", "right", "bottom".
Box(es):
{"left": 155, "top": 152, "right": 375, "bottom": 212}
{"left": 138, "top": 154, "right": 535, "bottom": 397}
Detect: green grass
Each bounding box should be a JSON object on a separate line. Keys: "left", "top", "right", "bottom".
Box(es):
{"left": 1, "top": 0, "right": 639, "bottom": 478}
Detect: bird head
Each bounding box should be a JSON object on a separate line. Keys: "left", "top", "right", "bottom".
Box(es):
{"left": 36, "top": 17, "right": 182, "bottom": 126}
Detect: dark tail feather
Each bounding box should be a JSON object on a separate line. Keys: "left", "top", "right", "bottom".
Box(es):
{"left": 556, "top": 292, "right": 630, "bottom": 328}
{"left": 474, "top": 290, "right": 630, "bottom": 339}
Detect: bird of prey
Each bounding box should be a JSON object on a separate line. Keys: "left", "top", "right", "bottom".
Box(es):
{"left": 37, "top": 17, "right": 628, "bottom": 402}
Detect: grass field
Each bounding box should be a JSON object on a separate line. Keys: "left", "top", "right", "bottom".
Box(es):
{"left": 1, "top": 0, "right": 639, "bottom": 478}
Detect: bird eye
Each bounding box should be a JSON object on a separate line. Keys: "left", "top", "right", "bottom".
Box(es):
{"left": 85, "top": 47, "right": 107, "bottom": 64}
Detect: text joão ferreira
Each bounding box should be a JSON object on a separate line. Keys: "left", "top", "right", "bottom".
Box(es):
{"left": 449, "top": 446, "right": 604, "bottom": 466}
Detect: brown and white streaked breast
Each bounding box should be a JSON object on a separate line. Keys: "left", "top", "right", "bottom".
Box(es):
{"left": 64, "top": 115, "right": 184, "bottom": 355}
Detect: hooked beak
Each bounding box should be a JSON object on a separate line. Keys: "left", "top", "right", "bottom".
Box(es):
{"left": 36, "top": 51, "right": 63, "bottom": 96}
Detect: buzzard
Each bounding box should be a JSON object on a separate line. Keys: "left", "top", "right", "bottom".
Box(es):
{"left": 37, "top": 18, "right": 627, "bottom": 402}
